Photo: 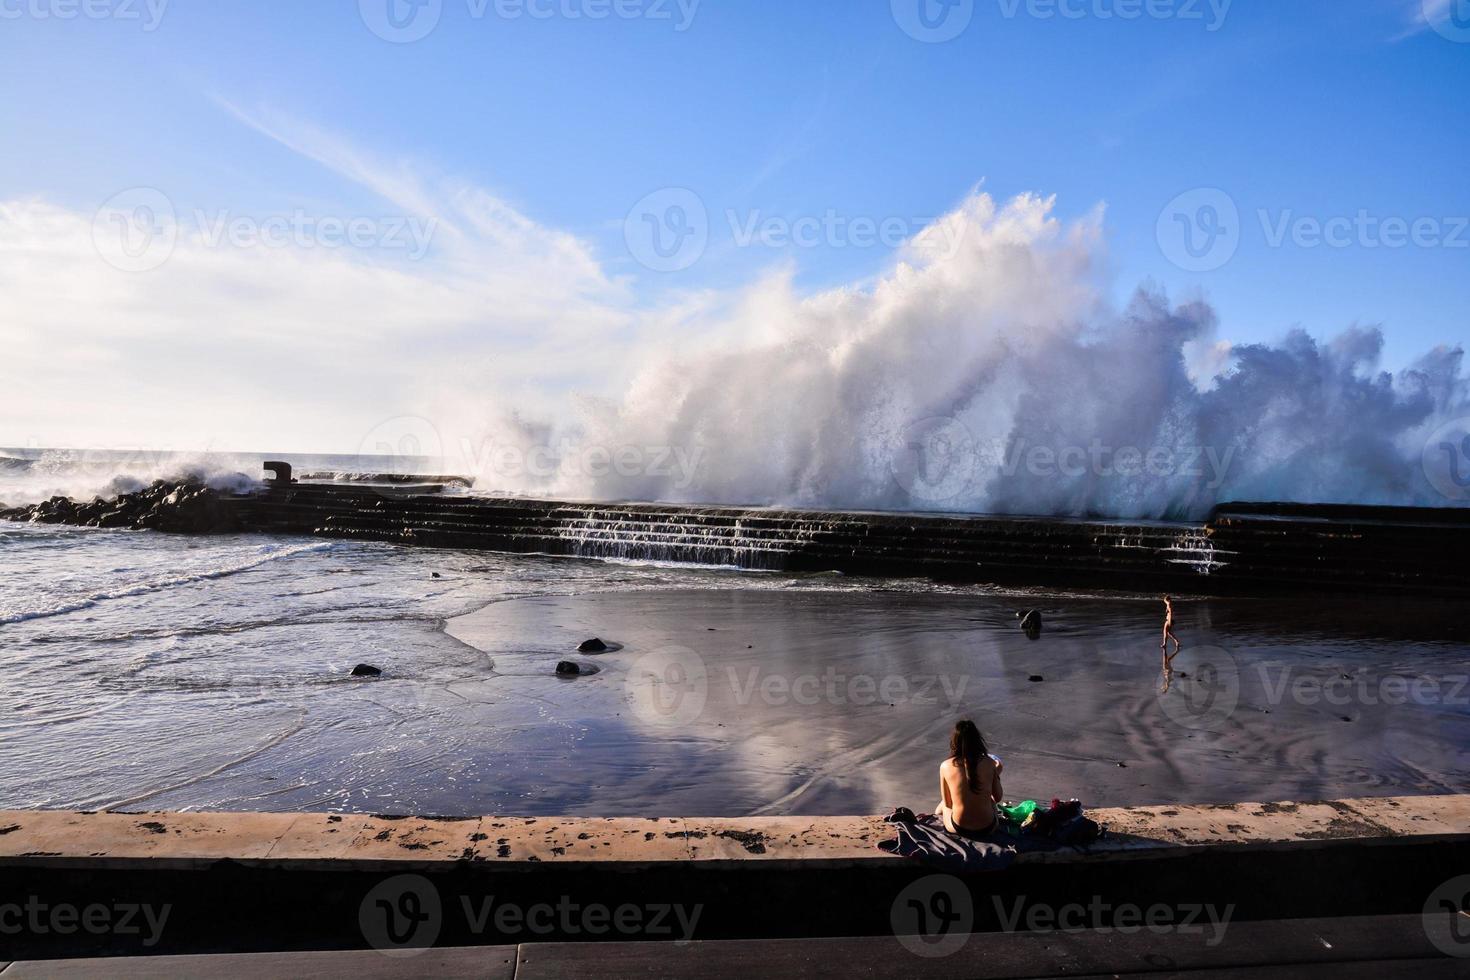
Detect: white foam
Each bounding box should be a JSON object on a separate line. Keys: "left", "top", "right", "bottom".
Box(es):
{"left": 0, "top": 540, "right": 336, "bottom": 626}
{"left": 459, "top": 192, "right": 1470, "bottom": 520}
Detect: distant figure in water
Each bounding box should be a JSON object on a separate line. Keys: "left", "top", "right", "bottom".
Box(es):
{"left": 1160, "top": 594, "right": 1182, "bottom": 693}
{"left": 936, "top": 720, "right": 1003, "bottom": 839}
{"left": 1160, "top": 594, "right": 1181, "bottom": 655}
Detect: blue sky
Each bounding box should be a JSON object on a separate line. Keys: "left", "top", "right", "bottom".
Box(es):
{"left": 1, "top": 0, "right": 1467, "bottom": 454}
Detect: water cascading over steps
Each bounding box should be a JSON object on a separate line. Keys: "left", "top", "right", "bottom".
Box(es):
{"left": 209, "top": 475, "right": 1469, "bottom": 596}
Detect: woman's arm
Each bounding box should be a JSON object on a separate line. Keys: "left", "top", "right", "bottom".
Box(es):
{"left": 991, "top": 759, "right": 1004, "bottom": 804}
{"left": 939, "top": 764, "right": 952, "bottom": 810}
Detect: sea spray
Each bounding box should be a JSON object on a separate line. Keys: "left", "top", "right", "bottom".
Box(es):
{"left": 456, "top": 192, "right": 1470, "bottom": 519}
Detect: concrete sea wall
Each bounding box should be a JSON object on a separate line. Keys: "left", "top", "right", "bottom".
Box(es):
{"left": 0, "top": 796, "right": 1465, "bottom": 959}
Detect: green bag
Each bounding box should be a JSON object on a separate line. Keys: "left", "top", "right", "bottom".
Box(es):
{"left": 999, "top": 800, "right": 1039, "bottom": 823}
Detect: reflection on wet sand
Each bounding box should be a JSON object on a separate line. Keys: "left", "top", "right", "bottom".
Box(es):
{"left": 446, "top": 588, "right": 1470, "bottom": 816}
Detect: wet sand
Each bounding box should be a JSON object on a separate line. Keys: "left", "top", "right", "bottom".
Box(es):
{"left": 446, "top": 587, "right": 1470, "bottom": 815}
{"left": 13, "top": 515, "right": 1460, "bottom": 817}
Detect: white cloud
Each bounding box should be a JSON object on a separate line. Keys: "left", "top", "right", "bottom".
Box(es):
{"left": 0, "top": 109, "right": 639, "bottom": 455}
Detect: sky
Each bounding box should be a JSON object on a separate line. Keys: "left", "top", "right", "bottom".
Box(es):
{"left": 0, "top": 0, "right": 1467, "bottom": 459}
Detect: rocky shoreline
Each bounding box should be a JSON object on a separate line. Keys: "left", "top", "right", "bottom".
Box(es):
{"left": 0, "top": 479, "right": 237, "bottom": 534}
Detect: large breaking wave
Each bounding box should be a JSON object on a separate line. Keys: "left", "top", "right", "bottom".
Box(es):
{"left": 4, "top": 193, "right": 1466, "bottom": 522}
{"left": 464, "top": 192, "right": 1470, "bottom": 520}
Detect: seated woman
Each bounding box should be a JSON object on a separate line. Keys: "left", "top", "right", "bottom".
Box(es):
{"left": 935, "top": 719, "right": 1003, "bottom": 839}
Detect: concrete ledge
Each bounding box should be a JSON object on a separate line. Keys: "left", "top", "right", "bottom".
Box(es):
{"left": 1, "top": 795, "right": 1463, "bottom": 871}
{"left": 1, "top": 797, "right": 1464, "bottom": 960}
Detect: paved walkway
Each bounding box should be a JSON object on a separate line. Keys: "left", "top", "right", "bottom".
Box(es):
{"left": 2, "top": 914, "right": 1466, "bottom": 978}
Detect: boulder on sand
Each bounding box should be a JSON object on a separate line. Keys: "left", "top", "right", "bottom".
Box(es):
{"left": 578, "top": 638, "right": 609, "bottom": 653}
{"left": 1017, "top": 610, "right": 1042, "bottom": 634}
{"left": 351, "top": 664, "right": 382, "bottom": 677}
{"left": 555, "top": 661, "right": 582, "bottom": 676}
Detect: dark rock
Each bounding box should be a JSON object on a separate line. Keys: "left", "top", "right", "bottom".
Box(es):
{"left": 1018, "top": 610, "right": 1042, "bottom": 633}
{"left": 351, "top": 664, "right": 382, "bottom": 677}
{"left": 555, "top": 661, "right": 582, "bottom": 676}
{"left": 0, "top": 479, "right": 239, "bottom": 534}
{"left": 1028, "top": 675, "right": 1045, "bottom": 683}
{"left": 432, "top": 572, "right": 442, "bottom": 579}
{"left": 96, "top": 507, "right": 133, "bottom": 529}
{"left": 578, "top": 638, "right": 609, "bottom": 653}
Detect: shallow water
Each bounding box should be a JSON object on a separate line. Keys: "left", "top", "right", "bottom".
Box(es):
{"left": 1, "top": 521, "right": 1466, "bottom": 815}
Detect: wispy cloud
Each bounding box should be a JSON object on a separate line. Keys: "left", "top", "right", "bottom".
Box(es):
{"left": 0, "top": 105, "right": 643, "bottom": 454}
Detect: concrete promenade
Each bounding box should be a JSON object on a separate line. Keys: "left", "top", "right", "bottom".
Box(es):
{"left": 2, "top": 794, "right": 1466, "bottom": 871}
{"left": 0, "top": 794, "right": 1466, "bottom": 971}
{"left": 4, "top": 914, "right": 1469, "bottom": 978}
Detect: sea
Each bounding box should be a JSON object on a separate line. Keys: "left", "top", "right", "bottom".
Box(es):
{"left": 2, "top": 448, "right": 1467, "bottom": 817}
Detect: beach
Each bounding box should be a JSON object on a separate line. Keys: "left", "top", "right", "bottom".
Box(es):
{"left": 4, "top": 520, "right": 1465, "bottom": 817}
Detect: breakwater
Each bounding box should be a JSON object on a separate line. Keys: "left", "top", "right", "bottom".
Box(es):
{"left": 6, "top": 464, "right": 1468, "bottom": 595}
{"left": 232, "top": 470, "right": 1470, "bottom": 596}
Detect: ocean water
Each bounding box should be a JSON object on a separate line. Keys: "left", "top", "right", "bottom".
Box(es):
{"left": 0, "top": 448, "right": 455, "bottom": 510}
{"left": 3, "top": 516, "right": 1468, "bottom": 817}
{"left": 2, "top": 449, "right": 1467, "bottom": 817}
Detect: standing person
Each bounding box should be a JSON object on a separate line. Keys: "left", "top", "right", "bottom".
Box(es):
{"left": 1161, "top": 594, "right": 1181, "bottom": 656}
{"left": 1159, "top": 595, "right": 1182, "bottom": 692}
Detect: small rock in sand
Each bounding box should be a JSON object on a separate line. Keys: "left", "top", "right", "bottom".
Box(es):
{"left": 351, "top": 664, "right": 382, "bottom": 677}
{"left": 1028, "top": 674, "right": 1044, "bottom": 683}
{"left": 1018, "top": 610, "right": 1042, "bottom": 633}
{"left": 556, "top": 661, "right": 582, "bottom": 676}
{"left": 578, "top": 638, "right": 609, "bottom": 653}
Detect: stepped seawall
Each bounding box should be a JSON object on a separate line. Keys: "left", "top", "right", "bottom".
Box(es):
{"left": 230, "top": 474, "right": 1468, "bottom": 596}
{"left": 6, "top": 465, "right": 1468, "bottom": 596}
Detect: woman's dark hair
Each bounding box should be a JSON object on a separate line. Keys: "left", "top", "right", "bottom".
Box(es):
{"left": 949, "top": 719, "right": 990, "bottom": 793}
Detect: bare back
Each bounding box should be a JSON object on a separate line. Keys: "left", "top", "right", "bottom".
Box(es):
{"left": 939, "top": 755, "right": 1000, "bottom": 832}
